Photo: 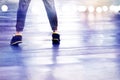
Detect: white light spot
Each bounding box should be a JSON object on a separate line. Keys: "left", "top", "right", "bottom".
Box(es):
{"left": 88, "top": 6, "right": 95, "bottom": 13}
{"left": 102, "top": 6, "right": 108, "bottom": 12}
{"left": 109, "top": 5, "right": 118, "bottom": 12}
{"left": 96, "top": 7, "right": 102, "bottom": 13}
{"left": 1, "top": 5, "right": 8, "bottom": 12}
{"left": 109, "top": 5, "right": 115, "bottom": 11}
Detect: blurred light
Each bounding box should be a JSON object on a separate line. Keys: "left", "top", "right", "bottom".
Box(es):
{"left": 88, "top": 6, "right": 95, "bottom": 13}
{"left": 102, "top": 6, "right": 108, "bottom": 12}
{"left": 96, "top": 7, "right": 102, "bottom": 13}
{"left": 109, "top": 5, "right": 115, "bottom": 11}
{"left": 1, "top": 5, "right": 8, "bottom": 12}
{"left": 114, "top": 6, "right": 119, "bottom": 12}
{"left": 78, "top": 6, "right": 87, "bottom": 12}
{"left": 118, "top": 5, "right": 120, "bottom": 9}
{"left": 118, "top": 5, "right": 120, "bottom": 11}
{"left": 109, "top": 5, "right": 119, "bottom": 12}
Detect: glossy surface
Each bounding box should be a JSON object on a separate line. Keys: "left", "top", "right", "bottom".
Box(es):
{"left": 0, "top": 0, "right": 120, "bottom": 80}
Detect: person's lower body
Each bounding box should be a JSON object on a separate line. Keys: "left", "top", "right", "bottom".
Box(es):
{"left": 10, "top": 0, "right": 60, "bottom": 46}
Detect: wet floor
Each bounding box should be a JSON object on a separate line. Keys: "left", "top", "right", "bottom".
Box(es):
{"left": 0, "top": 0, "right": 120, "bottom": 80}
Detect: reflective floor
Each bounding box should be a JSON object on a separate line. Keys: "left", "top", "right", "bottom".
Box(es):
{"left": 0, "top": 0, "right": 120, "bottom": 80}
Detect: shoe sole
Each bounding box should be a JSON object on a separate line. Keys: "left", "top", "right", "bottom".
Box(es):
{"left": 52, "top": 39, "right": 60, "bottom": 44}
{"left": 10, "top": 41, "right": 22, "bottom": 46}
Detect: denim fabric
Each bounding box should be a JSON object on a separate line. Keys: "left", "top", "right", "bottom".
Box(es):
{"left": 16, "top": 0, "right": 58, "bottom": 31}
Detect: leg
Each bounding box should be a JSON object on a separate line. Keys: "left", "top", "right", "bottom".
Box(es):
{"left": 42, "top": 0, "right": 58, "bottom": 32}
{"left": 43, "top": 0, "right": 60, "bottom": 44}
{"left": 16, "top": 0, "right": 31, "bottom": 33}
{"left": 10, "top": 0, "right": 31, "bottom": 46}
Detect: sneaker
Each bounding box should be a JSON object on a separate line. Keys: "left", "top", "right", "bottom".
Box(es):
{"left": 10, "top": 35, "right": 22, "bottom": 46}
{"left": 52, "top": 32, "right": 60, "bottom": 44}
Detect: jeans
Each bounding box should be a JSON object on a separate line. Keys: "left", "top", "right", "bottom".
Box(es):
{"left": 16, "top": 0, "right": 58, "bottom": 32}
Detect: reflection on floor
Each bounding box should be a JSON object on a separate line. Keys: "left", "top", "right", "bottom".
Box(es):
{"left": 0, "top": 0, "right": 120, "bottom": 80}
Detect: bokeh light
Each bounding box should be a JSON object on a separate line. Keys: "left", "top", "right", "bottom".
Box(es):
{"left": 1, "top": 5, "right": 8, "bottom": 12}
{"left": 88, "top": 6, "right": 95, "bottom": 13}
{"left": 96, "top": 7, "right": 102, "bottom": 13}
{"left": 102, "top": 6, "right": 108, "bottom": 12}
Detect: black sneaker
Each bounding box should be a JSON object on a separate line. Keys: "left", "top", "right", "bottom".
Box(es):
{"left": 52, "top": 33, "right": 60, "bottom": 44}
{"left": 10, "top": 35, "right": 22, "bottom": 46}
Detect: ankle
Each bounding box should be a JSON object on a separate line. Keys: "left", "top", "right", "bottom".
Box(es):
{"left": 15, "top": 32, "right": 22, "bottom": 36}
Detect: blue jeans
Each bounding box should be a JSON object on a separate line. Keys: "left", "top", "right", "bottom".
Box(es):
{"left": 16, "top": 0, "right": 58, "bottom": 32}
